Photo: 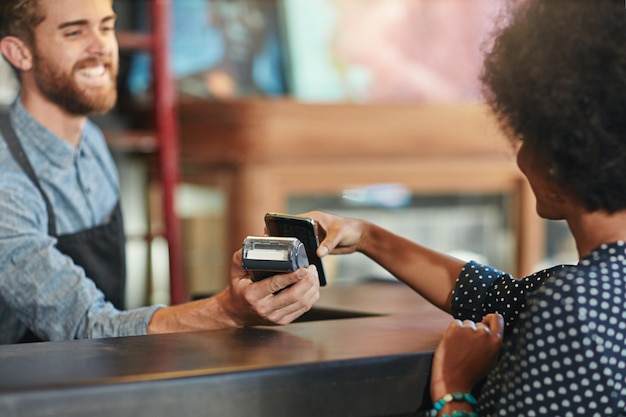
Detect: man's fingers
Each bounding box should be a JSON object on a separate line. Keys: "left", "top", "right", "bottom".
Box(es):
{"left": 258, "top": 265, "right": 318, "bottom": 297}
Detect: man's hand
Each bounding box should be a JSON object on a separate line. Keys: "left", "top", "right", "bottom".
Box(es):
{"left": 147, "top": 249, "right": 320, "bottom": 333}
{"left": 221, "top": 249, "right": 320, "bottom": 327}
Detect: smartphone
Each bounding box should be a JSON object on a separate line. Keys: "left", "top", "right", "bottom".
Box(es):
{"left": 264, "top": 212, "right": 327, "bottom": 286}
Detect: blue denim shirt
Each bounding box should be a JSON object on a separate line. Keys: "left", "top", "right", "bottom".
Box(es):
{"left": 0, "top": 99, "right": 161, "bottom": 344}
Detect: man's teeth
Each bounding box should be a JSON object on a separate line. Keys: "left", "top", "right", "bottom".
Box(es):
{"left": 78, "top": 65, "right": 106, "bottom": 77}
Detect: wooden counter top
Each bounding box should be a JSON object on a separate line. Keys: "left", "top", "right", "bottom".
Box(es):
{"left": 0, "top": 282, "right": 451, "bottom": 417}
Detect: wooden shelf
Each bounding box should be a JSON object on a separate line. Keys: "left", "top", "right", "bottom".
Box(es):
{"left": 178, "top": 98, "right": 511, "bottom": 164}
{"left": 116, "top": 31, "right": 153, "bottom": 51}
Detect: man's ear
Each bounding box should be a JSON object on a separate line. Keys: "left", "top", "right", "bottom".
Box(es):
{"left": 0, "top": 36, "right": 33, "bottom": 72}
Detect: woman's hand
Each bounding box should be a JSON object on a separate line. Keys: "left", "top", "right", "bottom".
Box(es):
{"left": 430, "top": 313, "right": 504, "bottom": 401}
{"left": 302, "top": 210, "right": 369, "bottom": 257}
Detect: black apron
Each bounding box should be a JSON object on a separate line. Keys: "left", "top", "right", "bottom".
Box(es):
{"left": 0, "top": 115, "right": 126, "bottom": 342}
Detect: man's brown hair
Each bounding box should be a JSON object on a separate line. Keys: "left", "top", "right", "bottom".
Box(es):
{"left": 0, "top": 0, "right": 46, "bottom": 47}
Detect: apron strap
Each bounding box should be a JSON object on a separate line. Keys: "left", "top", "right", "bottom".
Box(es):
{"left": 0, "top": 114, "right": 57, "bottom": 236}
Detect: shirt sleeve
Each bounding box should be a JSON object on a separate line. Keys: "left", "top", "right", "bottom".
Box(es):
{"left": 0, "top": 175, "right": 161, "bottom": 343}
{"left": 452, "top": 261, "right": 567, "bottom": 330}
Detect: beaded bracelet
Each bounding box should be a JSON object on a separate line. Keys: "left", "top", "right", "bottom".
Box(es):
{"left": 438, "top": 412, "right": 478, "bottom": 417}
{"left": 428, "top": 392, "right": 478, "bottom": 417}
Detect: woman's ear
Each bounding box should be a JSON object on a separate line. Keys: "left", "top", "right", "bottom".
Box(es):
{"left": 0, "top": 36, "right": 33, "bottom": 72}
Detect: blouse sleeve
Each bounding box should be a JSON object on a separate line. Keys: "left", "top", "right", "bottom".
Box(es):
{"left": 452, "top": 261, "right": 569, "bottom": 330}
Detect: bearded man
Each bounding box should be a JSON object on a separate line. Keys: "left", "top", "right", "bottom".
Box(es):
{"left": 0, "top": 0, "right": 319, "bottom": 344}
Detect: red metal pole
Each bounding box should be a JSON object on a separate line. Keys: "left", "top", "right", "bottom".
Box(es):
{"left": 151, "top": 0, "right": 186, "bottom": 304}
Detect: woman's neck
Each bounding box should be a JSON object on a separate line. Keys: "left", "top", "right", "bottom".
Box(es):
{"left": 567, "top": 209, "right": 626, "bottom": 259}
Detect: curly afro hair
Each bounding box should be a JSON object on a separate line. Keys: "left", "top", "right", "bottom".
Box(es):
{"left": 481, "top": 0, "right": 626, "bottom": 213}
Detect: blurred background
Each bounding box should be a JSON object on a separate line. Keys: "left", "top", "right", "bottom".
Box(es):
{"left": 0, "top": 0, "right": 577, "bottom": 308}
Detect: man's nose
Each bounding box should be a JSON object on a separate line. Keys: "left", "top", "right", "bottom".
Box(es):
{"left": 86, "top": 29, "right": 116, "bottom": 55}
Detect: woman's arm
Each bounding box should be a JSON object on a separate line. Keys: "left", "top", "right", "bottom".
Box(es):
{"left": 306, "top": 211, "right": 466, "bottom": 313}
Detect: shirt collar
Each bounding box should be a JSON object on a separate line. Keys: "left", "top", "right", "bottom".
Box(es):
{"left": 10, "top": 98, "right": 82, "bottom": 169}
{"left": 582, "top": 240, "right": 626, "bottom": 264}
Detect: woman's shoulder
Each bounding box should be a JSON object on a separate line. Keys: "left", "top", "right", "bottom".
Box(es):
{"left": 530, "top": 256, "right": 626, "bottom": 325}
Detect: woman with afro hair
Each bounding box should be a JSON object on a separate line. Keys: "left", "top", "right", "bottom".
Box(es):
{"left": 307, "top": 0, "right": 626, "bottom": 415}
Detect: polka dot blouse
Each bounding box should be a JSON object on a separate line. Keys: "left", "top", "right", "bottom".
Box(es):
{"left": 451, "top": 241, "right": 626, "bottom": 416}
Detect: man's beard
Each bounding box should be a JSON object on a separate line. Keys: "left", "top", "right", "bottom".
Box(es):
{"left": 32, "top": 51, "right": 118, "bottom": 116}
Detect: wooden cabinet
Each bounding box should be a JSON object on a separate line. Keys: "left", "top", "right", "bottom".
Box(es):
{"left": 178, "top": 98, "right": 545, "bottom": 280}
